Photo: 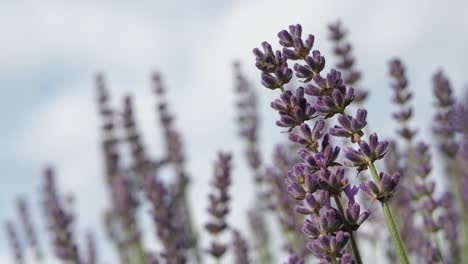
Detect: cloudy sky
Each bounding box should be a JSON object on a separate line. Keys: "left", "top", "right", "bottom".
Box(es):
{"left": 1, "top": 0, "right": 467, "bottom": 263}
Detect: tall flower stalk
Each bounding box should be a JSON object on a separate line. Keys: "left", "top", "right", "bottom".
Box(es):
{"left": 328, "top": 20, "right": 367, "bottom": 103}
{"left": 253, "top": 24, "right": 409, "bottom": 263}
{"left": 205, "top": 152, "right": 233, "bottom": 263}
{"left": 233, "top": 62, "right": 274, "bottom": 262}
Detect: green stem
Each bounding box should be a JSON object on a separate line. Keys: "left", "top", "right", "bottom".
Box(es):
{"left": 331, "top": 255, "right": 339, "bottom": 264}
{"left": 450, "top": 159, "right": 468, "bottom": 262}
{"left": 279, "top": 85, "right": 285, "bottom": 92}
{"left": 433, "top": 232, "right": 444, "bottom": 262}
{"left": 333, "top": 196, "right": 363, "bottom": 264}
{"left": 382, "top": 201, "right": 409, "bottom": 264}
{"left": 368, "top": 162, "right": 410, "bottom": 264}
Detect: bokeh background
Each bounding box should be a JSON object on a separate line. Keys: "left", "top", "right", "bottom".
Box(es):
{"left": 1, "top": 0, "right": 467, "bottom": 262}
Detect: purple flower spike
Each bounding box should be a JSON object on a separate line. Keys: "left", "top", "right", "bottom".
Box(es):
{"left": 4, "top": 221, "right": 24, "bottom": 264}
{"left": 328, "top": 20, "right": 367, "bottom": 103}
{"left": 261, "top": 62, "right": 293, "bottom": 90}
{"left": 271, "top": 88, "right": 315, "bottom": 130}
{"left": 432, "top": 70, "right": 455, "bottom": 108}
{"left": 253, "top": 42, "right": 284, "bottom": 73}
{"left": 205, "top": 152, "right": 233, "bottom": 260}
{"left": 231, "top": 230, "right": 250, "bottom": 264}
{"left": 361, "top": 172, "right": 400, "bottom": 202}
{"left": 289, "top": 120, "right": 325, "bottom": 152}
{"left": 207, "top": 242, "right": 227, "bottom": 259}
{"left": 389, "top": 58, "right": 417, "bottom": 141}
{"left": 344, "top": 133, "right": 388, "bottom": 171}
{"left": 344, "top": 201, "right": 371, "bottom": 231}
{"left": 314, "top": 85, "right": 354, "bottom": 118}
{"left": 294, "top": 51, "right": 326, "bottom": 81}
{"left": 295, "top": 191, "right": 330, "bottom": 215}
{"left": 329, "top": 109, "right": 367, "bottom": 143}
{"left": 279, "top": 24, "right": 315, "bottom": 60}
{"left": 286, "top": 164, "right": 319, "bottom": 199}
{"left": 308, "top": 231, "right": 349, "bottom": 258}
{"left": 285, "top": 248, "right": 305, "bottom": 264}
{"left": 304, "top": 69, "right": 346, "bottom": 97}
{"left": 318, "top": 168, "right": 348, "bottom": 195}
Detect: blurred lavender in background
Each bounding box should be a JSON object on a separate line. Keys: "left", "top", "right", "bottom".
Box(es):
{"left": 1, "top": 0, "right": 468, "bottom": 263}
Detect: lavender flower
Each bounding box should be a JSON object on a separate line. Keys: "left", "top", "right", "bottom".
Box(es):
{"left": 42, "top": 167, "right": 81, "bottom": 262}
{"left": 145, "top": 175, "right": 187, "bottom": 263}
{"left": 432, "top": 70, "right": 458, "bottom": 157}
{"left": 388, "top": 59, "right": 417, "bottom": 141}
{"left": 271, "top": 87, "right": 315, "bottom": 130}
{"left": 16, "top": 197, "right": 43, "bottom": 260}
{"left": 253, "top": 24, "right": 406, "bottom": 263}
{"left": 344, "top": 133, "right": 389, "bottom": 171}
{"left": 4, "top": 221, "right": 24, "bottom": 264}
{"left": 308, "top": 231, "right": 350, "bottom": 260}
{"left": 231, "top": 229, "right": 250, "bottom": 264}
{"left": 328, "top": 20, "right": 367, "bottom": 103}
{"left": 205, "top": 152, "right": 232, "bottom": 260}
{"left": 152, "top": 73, "right": 200, "bottom": 262}
{"left": 285, "top": 248, "right": 305, "bottom": 264}
{"left": 329, "top": 109, "right": 367, "bottom": 143}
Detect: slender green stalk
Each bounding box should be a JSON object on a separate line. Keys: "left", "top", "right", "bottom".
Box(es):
{"left": 331, "top": 255, "right": 339, "bottom": 264}
{"left": 450, "top": 159, "right": 468, "bottom": 262}
{"left": 368, "top": 162, "right": 410, "bottom": 264}
{"left": 333, "top": 195, "right": 363, "bottom": 264}
{"left": 433, "top": 232, "right": 444, "bottom": 262}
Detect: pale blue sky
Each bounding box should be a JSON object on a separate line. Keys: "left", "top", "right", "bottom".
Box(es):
{"left": 1, "top": 0, "right": 468, "bottom": 263}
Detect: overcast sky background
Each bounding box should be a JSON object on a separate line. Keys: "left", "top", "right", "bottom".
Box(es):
{"left": 1, "top": 0, "right": 468, "bottom": 263}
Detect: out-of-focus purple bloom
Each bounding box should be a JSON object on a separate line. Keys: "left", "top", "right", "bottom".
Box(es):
{"left": 205, "top": 152, "right": 232, "bottom": 260}
{"left": 4, "top": 221, "right": 24, "bottom": 264}
{"left": 389, "top": 58, "right": 417, "bottom": 141}
{"left": 42, "top": 167, "right": 81, "bottom": 262}
{"left": 16, "top": 197, "right": 43, "bottom": 260}
{"left": 433, "top": 70, "right": 455, "bottom": 108}
{"left": 231, "top": 229, "right": 250, "bottom": 264}
{"left": 328, "top": 20, "right": 367, "bottom": 103}
{"left": 451, "top": 91, "right": 468, "bottom": 136}
{"left": 144, "top": 175, "right": 187, "bottom": 263}
{"left": 432, "top": 70, "right": 458, "bottom": 158}
{"left": 420, "top": 241, "right": 441, "bottom": 264}
{"left": 413, "top": 142, "right": 432, "bottom": 179}
{"left": 152, "top": 73, "right": 200, "bottom": 261}
{"left": 284, "top": 248, "right": 305, "bottom": 264}
{"left": 233, "top": 62, "right": 263, "bottom": 174}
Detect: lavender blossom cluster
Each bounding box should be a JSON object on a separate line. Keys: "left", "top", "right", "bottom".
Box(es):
{"left": 3, "top": 20, "right": 468, "bottom": 264}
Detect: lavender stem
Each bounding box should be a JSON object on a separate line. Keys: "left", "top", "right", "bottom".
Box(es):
{"left": 451, "top": 159, "right": 468, "bottom": 262}
{"left": 331, "top": 255, "right": 339, "bottom": 264}
{"left": 368, "top": 162, "right": 409, "bottom": 264}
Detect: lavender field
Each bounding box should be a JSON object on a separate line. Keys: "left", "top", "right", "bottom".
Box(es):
{"left": 1, "top": 1, "right": 468, "bottom": 264}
